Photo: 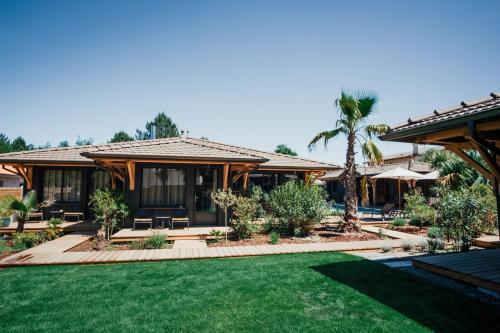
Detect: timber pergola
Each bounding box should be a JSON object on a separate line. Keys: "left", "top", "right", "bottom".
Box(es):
{"left": 380, "top": 92, "right": 500, "bottom": 237}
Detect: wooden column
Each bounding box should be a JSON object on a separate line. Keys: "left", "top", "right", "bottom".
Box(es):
{"left": 242, "top": 172, "right": 249, "bottom": 189}
{"left": 368, "top": 178, "right": 377, "bottom": 205}
{"left": 223, "top": 164, "right": 229, "bottom": 190}
{"left": 126, "top": 161, "right": 135, "bottom": 191}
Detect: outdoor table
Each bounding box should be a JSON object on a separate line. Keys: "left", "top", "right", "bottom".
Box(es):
{"left": 155, "top": 216, "right": 171, "bottom": 229}
{"left": 50, "top": 210, "right": 64, "bottom": 220}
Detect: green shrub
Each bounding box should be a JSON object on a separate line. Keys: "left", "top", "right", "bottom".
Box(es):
{"left": 209, "top": 229, "right": 223, "bottom": 243}
{"left": 268, "top": 181, "right": 328, "bottom": 236}
{"left": 427, "top": 226, "right": 443, "bottom": 239}
{"left": 129, "top": 240, "right": 145, "bottom": 250}
{"left": 143, "top": 232, "right": 166, "bottom": 249}
{"left": 12, "top": 232, "right": 45, "bottom": 249}
{"left": 48, "top": 218, "right": 63, "bottom": 229}
{"left": 428, "top": 238, "right": 445, "bottom": 253}
{"left": 435, "top": 184, "right": 495, "bottom": 252}
{"left": 270, "top": 231, "right": 280, "bottom": 244}
{"left": 404, "top": 192, "right": 435, "bottom": 227}
{"left": 392, "top": 218, "right": 406, "bottom": 227}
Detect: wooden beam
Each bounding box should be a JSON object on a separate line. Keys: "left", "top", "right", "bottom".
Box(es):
{"left": 470, "top": 142, "right": 500, "bottom": 181}
{"left": 232, "top": 173, "right": 243, "bottom": 184}
{"left": 368, "top": 177, "right": 377, "bottom": 205}
{"left": 243, "top": 173, "right": 249, "bottom": 189}
{"left": 416, "top": 120, "right": 500, "bottom": 144}
{"left": 111, "top": 174, "right": 116, "bottom": 190}
{"left": 222, "top": 164, "right": 229, "bottom": 190}
{"left": 126, "top": 161, "right": 135, "bottom": 191}
{"left": 446, "top": 147, "right": 494, "bottom": 182}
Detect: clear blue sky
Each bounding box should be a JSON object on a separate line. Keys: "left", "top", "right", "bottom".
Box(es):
{"left": 1, "top": 0, "right": 499, "bottom": 165}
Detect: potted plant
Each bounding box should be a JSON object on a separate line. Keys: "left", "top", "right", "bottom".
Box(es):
{"left": 0, "top": 210, "right": 12, "bottom": 227}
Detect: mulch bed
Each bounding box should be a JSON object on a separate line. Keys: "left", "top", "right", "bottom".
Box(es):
{"left": 208, "top": 226, "right": 381, "bottom": 247}
{"left": 68, "top": 239, "right": 172, "bottom": 252}
{"left": 390, "top": 226, "right": 429, "bottom": 236}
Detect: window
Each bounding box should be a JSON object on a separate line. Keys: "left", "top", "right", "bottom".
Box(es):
{"left": 90, "top": 170, "right": 111, "bottom": 193}
{"left": 43, "top": 169, "right": 81, "bottom": 202}
{"left": 0, "top": 180, "right": 3, "bottom": 187}
{"left": 141, "top": 168, "right": 186, "bottom": 207}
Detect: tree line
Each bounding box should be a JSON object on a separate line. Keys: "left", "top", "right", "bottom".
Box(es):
{"left": 0, "top": 111, "right": 299, "bottom": 156}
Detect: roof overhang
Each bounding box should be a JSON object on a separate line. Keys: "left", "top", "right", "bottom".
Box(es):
{"left": 82, "top": 152, "right": 269, "bottom": 164}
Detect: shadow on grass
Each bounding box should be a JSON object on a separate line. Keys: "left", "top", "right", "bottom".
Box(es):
{"left": 312, "top": 258, "right": 500, "bottom": 333}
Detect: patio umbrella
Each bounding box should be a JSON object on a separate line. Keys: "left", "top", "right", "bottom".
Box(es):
{"left": 371, "top": 167, "right": 425, "bottom": 209}
{"left": 419, "top": 170, "right": 440, "bottom": 180}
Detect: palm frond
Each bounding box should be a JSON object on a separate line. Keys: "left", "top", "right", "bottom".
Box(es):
{"left": 361, "top": 140, "right": 384, "bottom": 165}
{"left": 364, "top": 124, "right": 390, "bottom": 139}
{"left": 308, "top": 129, "right": 343, "bottom": 151}
{"left": 335, "top": 92, "right": 361, "bottom": 121}
{"left": 355, "top": 91, "right": 378, "bottom": 118}
{"left": 23, "top": 190, "right": 38, "bottom": 211}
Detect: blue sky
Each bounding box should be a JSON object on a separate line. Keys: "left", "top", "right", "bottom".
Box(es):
{"left": 1, "top": 0, "right": 499, "bottom": 165}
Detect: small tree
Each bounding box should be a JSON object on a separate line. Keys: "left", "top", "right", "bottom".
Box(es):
{"left": 435, "top": 185, "right": 496, "bottom": 252}
{"left": 136, "top": 112, "right": 179, "bottom": 140}
{"left": 268, "top": 181, "right": 329, "bottom": 236}
{"left": 275, "top": 144, "right": 298, "bottom": 156}
{"left": 211, "top": 189, "right": 236, "bottom": 243}
{"left": 0, "top": 191, "right": 53, "bottom": 233}
{"left": 110, "top": 131, "right": 134, "bottom": 143}
{"left": 89, "top": 190, "right": 129, "bottom": 249}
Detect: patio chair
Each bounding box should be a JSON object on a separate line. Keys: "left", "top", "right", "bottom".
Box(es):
{"left": 381, "top": 203, "right": 396, "bottom": 220}
{"left": 27, "top": 211, "right": 44, "bottom": 223}
{"left": 63, "top": 211, "right": 84, "bottom": 222}
{"left": 171, "top": 208, "right": 189, "bottom": 230}
{"left": 133, "top": 217, "right": 153, "bottom": 230}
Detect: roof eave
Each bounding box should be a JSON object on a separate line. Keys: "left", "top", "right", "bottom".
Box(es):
{"left": 81, "top": 152, "right": 268, "bottom": 163}
{"left": 380, "top": 107, "right": 500, "bottom": 143}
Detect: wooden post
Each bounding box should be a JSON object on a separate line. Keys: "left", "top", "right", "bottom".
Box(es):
{"left": 223, "top": 164, "right": 229, "bottom": 190}
{"left": 126, "top": 161, "right": 135, "bottom": 191}
{"left": 398, "top": 177, "right": 401, "bottom": 209}
{"left": 368, "top": 178, "right": 377, "bottom": 205}
{"left": 242, "top": 172, "right": 249, "bottom": 189}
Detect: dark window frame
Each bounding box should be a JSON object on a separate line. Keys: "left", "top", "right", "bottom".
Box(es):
{"left": 140, "top": 166, "right": 187, "bottom": 208}
{"left": 42, "top": 168, "right": 82, "bottom": 204}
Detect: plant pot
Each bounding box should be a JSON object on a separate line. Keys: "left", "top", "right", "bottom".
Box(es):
{"left": 1, "top": 217, "right": 11, "bottom": 227}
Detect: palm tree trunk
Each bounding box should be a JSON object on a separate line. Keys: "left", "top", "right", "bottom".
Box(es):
{"left": 16, "top": 219, "right": 25, "bottom": 233}
{"left": 343, "top": 133, "right": 360, "bottom": 232}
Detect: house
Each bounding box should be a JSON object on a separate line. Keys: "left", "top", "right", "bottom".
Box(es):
{"left": 0, "top": 168, "right": 22, "bottom": 188}
{"left": 0, "top": 136, "right": 339, "bottom": 226}
{"left": 321, "top": 160, "right": 434, "bottom": 205}
{"left": 380, "top": 91, "right": 500, "bottom": 228}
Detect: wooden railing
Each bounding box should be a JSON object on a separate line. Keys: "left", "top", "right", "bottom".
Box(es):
{"left": 0, "top": 187, "right": 23, "bottom": 201}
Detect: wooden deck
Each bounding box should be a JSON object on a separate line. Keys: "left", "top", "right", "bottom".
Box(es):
{"left": 0, "top": 221, "right": 98, "bottom": 233}
{"left": 413, "top": 249, "right": 500, "bottom": 292}
{"left": 473, "top": 235, "right": 500, "bottom": 249}
{"left": 111, "top": 226, "right": 231, "bottom": 242}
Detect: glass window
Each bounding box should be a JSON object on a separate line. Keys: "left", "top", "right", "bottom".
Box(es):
{"left": 43, "top": 169, "right": 81, "bottom": 202}
{"left": 90, "top": 170, "right": 111, "bottom": 193}
{"left": 141, "top": 168, "right": 186, "bottom": 207}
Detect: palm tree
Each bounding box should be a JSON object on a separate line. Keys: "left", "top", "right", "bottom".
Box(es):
{"left": 0, "top": 191, "right": 52, "bottom": 233}
{"left": 308, "top": 91, "right": 389, "bottom": 232}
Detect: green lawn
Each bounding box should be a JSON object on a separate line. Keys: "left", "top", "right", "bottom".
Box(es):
{"left": 1, "top": 253, "right": 499, "bottom": 333}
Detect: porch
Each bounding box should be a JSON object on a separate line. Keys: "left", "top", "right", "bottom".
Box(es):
{"left": 0, "top": 220, "right": 98, "bottom": 234}
{"left": 413, "top": 249, "right": 500, "bottom": 293}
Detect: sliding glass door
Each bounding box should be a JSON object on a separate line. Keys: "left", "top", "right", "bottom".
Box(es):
{"left": 194, "top": 167, "right": 218, "bottom": 225}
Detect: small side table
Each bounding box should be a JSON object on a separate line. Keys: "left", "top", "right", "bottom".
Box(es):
{"left": 155, "top": 216, "right": 171, "bottom": 229}
{"left": 50, "top": 210, "right": 64, "bottom": 220}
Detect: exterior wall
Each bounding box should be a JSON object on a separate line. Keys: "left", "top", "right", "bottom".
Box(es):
{"left": 125, "top": 163, "right": 224, "bottom": 227}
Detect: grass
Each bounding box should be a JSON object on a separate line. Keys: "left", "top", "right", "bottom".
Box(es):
{"left": 1, "top": 252, "right": 499, "bottom": 332}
